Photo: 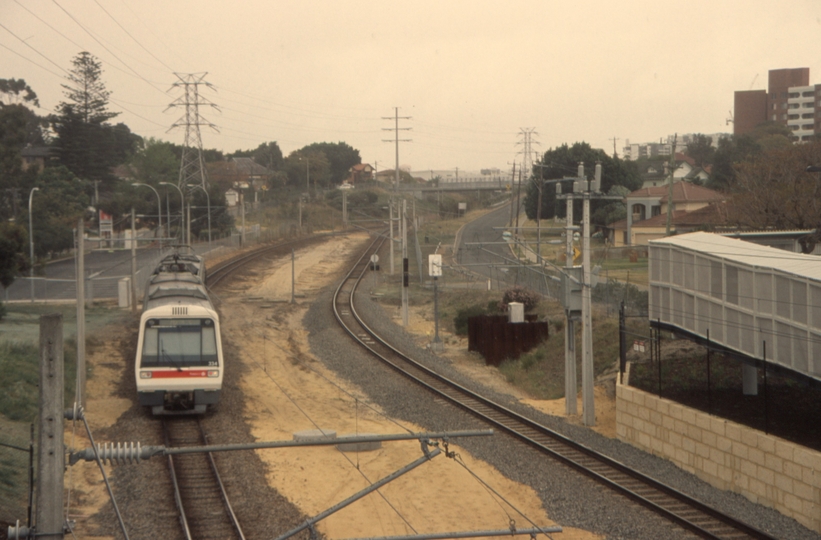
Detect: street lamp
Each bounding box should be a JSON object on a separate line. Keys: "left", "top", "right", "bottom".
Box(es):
{"left": 28, "top": 187, "right": 39, "bottom": 302}
{"left": 159, "top": 182, "right": 185, "bottom": 245}
{"left": 131, "top": 183, "right": 162, "bottom": 247}
{"left": 186, "top": 184, "right": 211, "bottom": 244}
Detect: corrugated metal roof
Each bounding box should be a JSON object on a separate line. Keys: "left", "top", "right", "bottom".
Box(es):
{"left": 650, "top": 231, "right": 821, "bottom": 279}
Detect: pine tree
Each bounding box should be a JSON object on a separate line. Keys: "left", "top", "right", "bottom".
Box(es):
{"left": 52, "top": 52, "right": 136, "bottom": 183}
{"left": 59, "top": 52, "right": 118, "bottom": 124}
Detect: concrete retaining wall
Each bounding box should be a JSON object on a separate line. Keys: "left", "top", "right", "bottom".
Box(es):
{"left": 616, "top": 375, "right": 821, "bottom": 533}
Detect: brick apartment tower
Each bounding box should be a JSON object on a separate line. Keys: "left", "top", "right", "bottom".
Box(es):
{"left": 733, "top": 68, "right": 810, "bottom": 137}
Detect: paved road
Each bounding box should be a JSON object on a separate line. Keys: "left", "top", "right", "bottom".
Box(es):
{"left": 454, "top": 201, "right": 559, "bottom": 297}
{"left": 455, "top": 202, "right": 512, "bottom": 283}
{"left": 3, "top": 242, "right": 229, "bottom": 303}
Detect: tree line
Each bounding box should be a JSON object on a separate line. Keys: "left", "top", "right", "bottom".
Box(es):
{"left": 521, "top": 124, "right": 821, "bottom": 253}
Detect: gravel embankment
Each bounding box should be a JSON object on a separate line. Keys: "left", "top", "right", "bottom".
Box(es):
{"left": 305, "top": 281, "right": 820, "bottom": 540}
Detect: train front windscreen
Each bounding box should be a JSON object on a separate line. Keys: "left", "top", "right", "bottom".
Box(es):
{"left": 140, "top": 318, "right": 218, "bottom": 368}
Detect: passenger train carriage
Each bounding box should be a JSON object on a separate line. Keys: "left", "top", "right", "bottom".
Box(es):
{"left": 135, "top": 253, "right": 223, "bottom": 414}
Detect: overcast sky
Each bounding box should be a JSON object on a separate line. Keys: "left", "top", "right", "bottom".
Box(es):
{"left": 4, "top": 0, "right": 821, "bottom": 173}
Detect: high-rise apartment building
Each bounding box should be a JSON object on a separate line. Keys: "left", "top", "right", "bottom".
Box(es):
{"left": 734, "top": 67, "right": 820, "bottom": 141}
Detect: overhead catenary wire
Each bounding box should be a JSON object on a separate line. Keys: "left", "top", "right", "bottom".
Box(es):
{"left": 234, "top": 319, "right": 419, "bottom": 533}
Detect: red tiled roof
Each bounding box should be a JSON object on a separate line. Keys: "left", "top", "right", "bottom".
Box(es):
{"left": 613, "top": 203, "right": 729, "bottom": 231}
{"left": 626, "top": 181, "right": 724, "bottom": 204}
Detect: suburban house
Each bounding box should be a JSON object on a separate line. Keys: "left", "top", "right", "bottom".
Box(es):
{"left": 208, "top": 157, "right": 275, "bottom": 193}
{"left": 637, "top": 153, "right": 711, "bottom": 189}
{"left": 609, "top": 182, "right": 726, "bottom": 246}
{"left": 20, "top": 145, "right": 54, "bottom": 173}
{"left": 347, "top": 163, "right": 374, "bottom": 184}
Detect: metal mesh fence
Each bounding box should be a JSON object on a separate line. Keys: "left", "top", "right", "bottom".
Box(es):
{"left": 0, "top": 423, "right": 33, "bottom": 526}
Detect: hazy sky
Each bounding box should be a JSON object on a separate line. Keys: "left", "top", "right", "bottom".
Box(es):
{"left": 4, "top": 0, "right": 821, "bottom": 172}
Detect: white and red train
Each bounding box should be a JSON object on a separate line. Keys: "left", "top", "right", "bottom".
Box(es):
{"left": 135, "top": 252, "right": 223, "bottom": 415}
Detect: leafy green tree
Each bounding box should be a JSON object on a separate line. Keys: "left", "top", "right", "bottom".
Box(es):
{"left": 284, "top": 150, "right": 330, "bottom": 191}
{"left": 28, "top": 167, "right": 91, "bottom": 257}
{"left": 524, "top": 142, "right": 641, "bottom": 222}
{"left": 0, "top": 78, "right": 40, "bottom": 107}
{"left": 0, "top": 222, "right": 29, "bottom": 288}
{"left": 591, "top": 185, "right": 631, "bottom": 227}
{"left": 729, "top": 140, "right": 821, "bottom": 252}
{"left": 685, "top": 134, "right": 716, "bottom": 167}
{"left": 231, "top": 141, "right": 283, "bottom": 171}
{"left": 130, "top": 138, "right": 178, "bottom": 183}
{"left": 301, "top": 142, "right": 360, "bottom": 185}
{"left": 708, "top": 122, "right": 792, "bottom": 191}
{"left": 0, "top": 105, "right": 30, "bottom": 182}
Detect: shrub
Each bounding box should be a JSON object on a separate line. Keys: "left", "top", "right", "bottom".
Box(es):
{"left": 498, "top": 286, "right": 540, "bottom": 312}
{"left": 453, "top": 304, "right": 488, "bottom": 336}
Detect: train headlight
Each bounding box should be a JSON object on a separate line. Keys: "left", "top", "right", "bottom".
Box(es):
{"left": 207, "top": 370, "right": 219, "bottom": 378}
{"left": 140, "top": 371, "right": 153, "bottom": 379}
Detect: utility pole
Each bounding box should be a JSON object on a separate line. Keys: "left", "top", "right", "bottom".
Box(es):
{"left": 76, "top": 218, "right": 86, "bottom": 407}
{"left": 610, "top": 137, "right": 620, "bottom": 158}
{"left": 342, "top": 190, "right": 347, "bottom": 228}
{"left": 401, "top": 199, "right": 409, "bottom": 327}
{"left": 564, "top": 167, "right": 578, "bottom": 416}
{"left": 515, "top": 168, "right": 522, "bottom": 234}
{"left": 580, "top": 164, "right": 602, "bottom": 427}
{"left": 556, "top": 162, "right": 620, "bottom": 426}
{"left": 381, "top": 107, "right": 412, "bottom": 192}
{"left": 166, "top": 73, "right": 219, "bottom": 192}
{"left": 37, "top": 313, "right": 64, "bottom": 540}
{"left": 389, "top": 199, "right": 395, "bottom": 275}
{"left": 240, "top": 191, "right": 246, "bottom": 246}
{"left": 665, "top": 134, "right": 678, "bottom": 236}
{"left": 508, "top": 163, "right": 516, "bottom": 228}
{"left": 131, "top": 209, "right": 137, "bottom": 314}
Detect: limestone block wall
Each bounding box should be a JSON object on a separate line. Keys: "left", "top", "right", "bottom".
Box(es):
{"left": 616, "top": 378, "right": 821, "bottom": 533}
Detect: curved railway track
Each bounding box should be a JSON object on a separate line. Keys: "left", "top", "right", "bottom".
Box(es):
{"left": 332, "top": 236, "right": 778, "bottom": 540}
{"left": 162, "top": 417, "right": 246, "bottom": 540}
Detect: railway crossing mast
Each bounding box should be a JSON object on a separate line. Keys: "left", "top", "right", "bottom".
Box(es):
{"left": 557, "top": 163, "right": 621, "bottom": 426}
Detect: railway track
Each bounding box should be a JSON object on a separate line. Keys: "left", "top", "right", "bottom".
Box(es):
{"left": 157, "top": 235, "right": 329, "bottom": 540}
{"left": 332, "top": 236, "right": 778, "bottom": 540}
{"left": 162, "top": 417, "right": 245, "bottom": 540}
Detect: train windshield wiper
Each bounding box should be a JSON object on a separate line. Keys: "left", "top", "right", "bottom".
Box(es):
{"left": 161, "top": 347, "right": 183, "bottom": 371}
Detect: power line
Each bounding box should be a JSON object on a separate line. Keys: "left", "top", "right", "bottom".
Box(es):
{"left": 91, "top": 0, "right": 175, "bottom": 72}
{"left": 51, "top": 0, "right": 168, "bottom": 97}
{"left": 382, "top": 107, "right": 412, "bottom": 190}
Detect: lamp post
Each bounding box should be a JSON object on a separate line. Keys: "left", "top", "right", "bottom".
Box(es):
{"left": 131, "top": 183, "right": 162, "bottom": 247}
{"left": 28, "top": 187, "right": 39, "bottom": 302}
{"left": 186, "top": 184, "right": 212, "bottom": 244}
{"left": 159, "top": 182, "right": 185, "bottom": 245}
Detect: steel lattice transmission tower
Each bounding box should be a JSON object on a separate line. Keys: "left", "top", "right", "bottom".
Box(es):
{"left": 516, "top": 127, "right": 539, "bottom": 183}
{"left": 166, "top": 73, "right": 219, "bottom": 189}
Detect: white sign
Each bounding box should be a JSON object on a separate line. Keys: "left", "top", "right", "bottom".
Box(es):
{"left": 428, "top": 254, "right": 442, "bottom": 277}
{"left": 370, "top": 254, "right": 379, "bottom": 264}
